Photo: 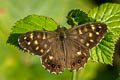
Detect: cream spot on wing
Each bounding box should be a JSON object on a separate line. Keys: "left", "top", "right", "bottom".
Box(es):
{"left": 84, "top": 27, "right": 88, "bottom": 32}
{"left": 24, "top": 36, "right": 27, "bottom": 40}
{"left": 27, "top": 50, "right": 30, "bottom": 53}
{"left": 47, "top": 64, "right": 50, "bottom": 67}
{"left": 98, "top": 26, "right": 102, "bottom": 28}
{"left": 37, "top": 34, "right": 41, "bottom": 38}
{"left": 27, "top": 42, "right": 31, "bottom": 45}
{"left": 86, "top": 43, "right": 90, "bottom": 47}
{"left": 91, "top": 25, "right": 95, "bottom": 30}
{"left": 30, "top": 33, "right": 33, "bottom": 39}
{"left": 45, "top": 59, "right": 48, "bottom": 62}
{"left": 44, "top": 44, "right": 47, "bottom": 48}
{"left": 42, "top": 33, "right": 46, "bottom": 40}
{"left": 35, "top": 46, "right": 39, "bottom": 50}
{"left": 78, "top": 29, "right": 83, "bottom": 34}
{"left": 83, "top": 53, "right": 87, "bottom": 56}
{"left": 77, "top": 51, "right": 82, "bottom": 55}
{"left": 80, "top": 39, "right": 84, "bottom": 43}
{"left": 24, "top": 48, "right": 27, "bottom": 50}
{"left": 96, "top": 32, "right": 99, "bottom": 35}
{"left": 49, "top": 56, "right": 53, "bottom": 60}
{"left": 90, "top": 39, "right": 94, "bottom": 42}
{"left": 40, "top": 49, "right": 44, "bottom": 53}
{"left": 46, "top": 48, "right": 51, "bottom": 53}
{"left": 89, "top": 33, "right": 93, "bottom": 37}
{"left": 34, "top": 40, "right": 38, "bottom": 45}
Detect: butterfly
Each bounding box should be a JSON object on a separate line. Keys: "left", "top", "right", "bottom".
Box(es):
{"left": 18, "top": 22, "right": 108, "bottom": 74}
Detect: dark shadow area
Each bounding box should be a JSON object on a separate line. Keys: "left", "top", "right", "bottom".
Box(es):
{"left": 67, "top": 9, "right": 95, "bottom": 26}
{"left": 93, "top": 0, "right": 120, "bottom": 5}
{"left": 95, "top": 39, "right": 120, "bottom": 80}
{"left": 7, "top": 33, "right": 22, "bottom": 48}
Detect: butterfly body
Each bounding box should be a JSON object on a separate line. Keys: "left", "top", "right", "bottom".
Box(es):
{"left": 18, "top": 22, "right": 107, "bottom": 74}
{"left": 57, "top": 26, "right": 67, "bottom": 41}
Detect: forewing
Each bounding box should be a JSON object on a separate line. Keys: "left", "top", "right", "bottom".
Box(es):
{"left": 18, "top": 31, "right": 58, "bottom": 56}
{"left": 42, "top": 40, "right": 65, "bottom": 73}
{"left": 64, "top": 39, "right": 89, "bottom": 71}
{"left": 66, "top": 22, "right": 108, "bottom": 49}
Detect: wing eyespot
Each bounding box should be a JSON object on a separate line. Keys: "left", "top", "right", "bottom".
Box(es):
{"left": 72, "top": 63, "right": 75, "bottom": 67}
{"left": 57, "top": 65, "right": 61, "bottom": 68}
{"left": 81, "top": 56, "right": 84, "bottom": 59}
{"left": 96, "top": 27, "right": 100, "bottom": 32}
{"left": 51, "top": 64, "right": 56, "bottom": 68}
{"left": 25, "top": 37, "right": 31, "bottom": 42}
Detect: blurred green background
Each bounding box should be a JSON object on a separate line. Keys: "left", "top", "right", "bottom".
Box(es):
{"left": 0, "top": 0, "right": 120, "bottom": 80}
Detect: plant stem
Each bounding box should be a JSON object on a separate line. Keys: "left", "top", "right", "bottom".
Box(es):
{"left": 72, "top": 71, "right": 77, "bottom": 80}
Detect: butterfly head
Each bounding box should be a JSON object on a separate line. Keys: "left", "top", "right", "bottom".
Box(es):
{"left": 57, "top": 25, "right": 67, "bottom": 40}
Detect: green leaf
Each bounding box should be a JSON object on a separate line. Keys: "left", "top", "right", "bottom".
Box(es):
{"left": 90, "top": 31, "right": 118, "bottom": 64}
{"left": 88, "top": 3, "right": 120, "bottom": 65}
{"left": 7, "top": 14, "right": 58, "bottom": 47}
{"left": 67, "top": 9, "right": 95, "bottom": 26}
{"left": 66, "top": 3, "right": 120, "bottom": 65}
{"left": 88, "top": 3, "right": 120, "bottom": 36}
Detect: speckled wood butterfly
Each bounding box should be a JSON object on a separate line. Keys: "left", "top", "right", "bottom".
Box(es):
{"left": 18, "top": 22, "right": 107, "bottom": 74}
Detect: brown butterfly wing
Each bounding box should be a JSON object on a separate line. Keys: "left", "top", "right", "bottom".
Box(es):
{"left": 42, "top": 40, "right": 65, "bottom": 73}
{"left": 64, "top": 39, "right": 89, "bottom": 71}
{"left": 18, "top": 31, "right": 58, "bottom": 56}
{"left": 18, "top": 30, "right": 65, "bottom": 73}
{"left": 65, "top": 22, "right": 107, "bottom": 70}
{"left": 66, "top": 22, "right": 108, "bottom": 49}
{"left": 18, "top": 22, "right": 108, "bottom": 73}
